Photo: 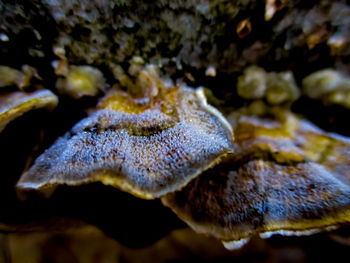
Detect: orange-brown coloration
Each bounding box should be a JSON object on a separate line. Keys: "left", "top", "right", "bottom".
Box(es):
{"left": 98, "top": 85, "right": 178, "bottom": 116}
{"left": 307, "top": 29, "right": 329, "bottom": 50}
{"left": 236, "top": 18, "right": 252, "bottom": 39}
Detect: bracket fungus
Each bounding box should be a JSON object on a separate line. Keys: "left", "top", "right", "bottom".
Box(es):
{"left": 162, "top": 112, "right": 350, "bottom": 249}
{"left": 0, "top": 89, "right": 58, "bottom": 132}
{"left": 17, "top": 69, "right": 234, "bottom": 199}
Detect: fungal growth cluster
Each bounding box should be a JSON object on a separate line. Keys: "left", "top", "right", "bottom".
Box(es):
{"left": 163, "top": 111, "right": 350, "bottom": 249}
{"left": 17, "top": 67, "right": 234, "bottom": 199}
{"left": 8, "top": 66, "right": 350, "bottom": 250}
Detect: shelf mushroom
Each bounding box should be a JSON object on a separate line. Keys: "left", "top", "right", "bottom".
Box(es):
{"left": 17, "top": 68, "right": 234, "bottom": 199}
{"left": 162, "top": 112, "right": 350, "bottom": 249}
{"left": 0, "top": 90, "right": 58, "bottom": 132}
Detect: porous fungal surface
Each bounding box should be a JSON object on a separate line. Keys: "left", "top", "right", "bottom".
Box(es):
{"left": 17, "top": 70, "right": 234, "bottom": 199}
{"left": 162, "top": 111, "right": 350, "bottom": 246}
{"left": 1, "top": 0, "right": 350, "bottom": 257}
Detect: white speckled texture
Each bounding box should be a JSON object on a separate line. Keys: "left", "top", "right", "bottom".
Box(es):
{"left": 17, "top": 87, "right": 234, "bottom": 199}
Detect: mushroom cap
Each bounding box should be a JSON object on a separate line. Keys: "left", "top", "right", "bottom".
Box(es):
{"left": 17, "top": 85, "right": 234, "bottom": 199}
{"left": 162, "top": 113, "right": 350, "bottom": 245}
{"left": 0, "top": 90, "right": 58, "bottom": 132}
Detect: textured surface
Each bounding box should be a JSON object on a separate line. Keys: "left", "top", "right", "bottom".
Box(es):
{"left": 43, "top": 0, "right": 350, "bottom": 74}
{"left": 2, "top": 0, "right": 349, "bottom": 80}
{"left": 162, "top": 113, "right": 350, "bottom": 242}
{"left": 1, "top": 0, "right": 350, "bottom": 258}
{"left": 232, "top": 113, "right": 350, "bottom": 178}
{"left": 17, "top": 85, "right": 234, "bottom": 199}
